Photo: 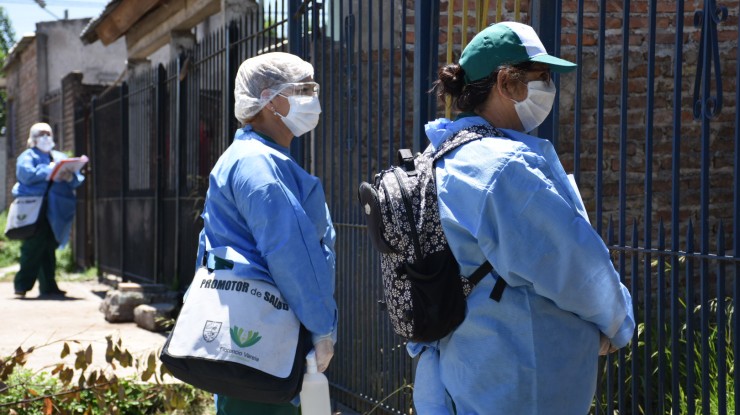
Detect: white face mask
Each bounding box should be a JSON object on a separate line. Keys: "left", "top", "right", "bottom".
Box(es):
{"left": 36, "top": 135, "right": 55, "bottom": 153}
{"left": 511, "top": 80, "right": 556, "bottom": 133}
{"left": 276, "top": 95, "right": 321, "bottom": 137}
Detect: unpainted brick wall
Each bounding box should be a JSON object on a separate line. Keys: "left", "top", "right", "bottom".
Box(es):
{"left": 4, "top": 40, "right": 41, "bottom": 208}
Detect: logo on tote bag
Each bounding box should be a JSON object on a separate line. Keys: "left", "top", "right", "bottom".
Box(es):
{"left": 230, "top": 325, "right": 262, "bottom": 348}
{"left": 202, "top": 321, "right": 222, "bottom": 342}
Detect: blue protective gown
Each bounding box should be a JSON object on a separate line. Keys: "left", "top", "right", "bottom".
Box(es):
{"left": 408, "top": 116, "right": 635, "bottom": 415}
{"left": 195, "top": 125, "right": 337, "bottom": 345}
{"left": 12, "top": 148, "right": 84, "bottom": 247}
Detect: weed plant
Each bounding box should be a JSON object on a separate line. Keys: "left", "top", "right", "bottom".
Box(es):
{"left": 594, "top": 297, "right": 735, "bottom": 414}
{"left": 0, "top": 337, "right": 213, "bottom": 414}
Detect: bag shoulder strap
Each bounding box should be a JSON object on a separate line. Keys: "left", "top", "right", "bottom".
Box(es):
{"left": 432, "top": 124, "right": 504, "bottom": 163}
{"left": 466, "top": 260, "right": 506, "bottom": 302}
{"left": 434, "top": 123, "right": 507, "bottom": 302}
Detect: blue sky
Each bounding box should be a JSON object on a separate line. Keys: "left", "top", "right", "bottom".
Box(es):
{"left": 1, "top": 0, "right": 106, "bottom": 42}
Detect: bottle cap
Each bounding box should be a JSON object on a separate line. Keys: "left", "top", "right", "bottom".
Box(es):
{"left": 306, "top": 349, "right": 318, "bottom": 374}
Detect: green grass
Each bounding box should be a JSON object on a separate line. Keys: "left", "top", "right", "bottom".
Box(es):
{"left": 0, "top": 210, "right": 22, "bottom": 269}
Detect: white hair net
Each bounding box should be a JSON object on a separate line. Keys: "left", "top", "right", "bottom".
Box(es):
{"left": 234, "top": 52, "right": 314, "bottom": 124}
{"left": 27, "top": 122, "right": 53, "bottom": 148}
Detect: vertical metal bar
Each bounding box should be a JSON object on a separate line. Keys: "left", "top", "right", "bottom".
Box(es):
{"left": 445, "top": 0, "right": 453, "bottom": 119}
{"left": 463, "top": 0, "right": 469, "bottom": 45}
{"left": 734, "top": 6, "right": 740, "bottom": 413}
{"left": 530, "top": 0, "right": 559, "bottom": 145}
{"left": 607, "top": 216, "right": 616, "bottom": 414}
{"left": 643, "top": 0, "right": 657, "bottom": 412}
{"left": 120, "top": 83, "right": 129, "bottom": 281}
{"left": 90, "top": 96, "right": 100, "bottom": 276}
{"left": 412, "top": 0, "right": 440, "bottom": 153}
{"left": 698, "top": 2, "right": 713, "bottom": 412}
{"left": 657, "top": 221, "right": 666, "bottom": 415}
{"left": 670, "top": 2, "right": 684, "bottom": 413}
{"left": 155, "top": 64, "right": 167, "bottom": 283}
{"left": 174, "top": 54, "right": 185, "bottom": 288}
{"left": 595, "top": 0, "right": 606, "bottom": 236}
{"left": 400, "top": 3, "right": 407, "bottom": 150}
{"left": 573, "top": 0, "right": 583, "bottom": 183}
{"left": 366, "top": 0, "right": 373, "bottom": 213}
{"left": 716, "top": 224, "right": 727, "bottom": 415}
{"left": 630, "top": 220, "right": 639, "bottom": 415}
{"left": 388, "top": 0, "right": 396, "bottom": 166}
{"left": 685, "top": 221, "right": 696, "bottom": 415}
{"left": 617, "top": 2, "right": 630, "bottom": 413}
{"left": 376, "top": 1, "right": 382, "bottom": 186}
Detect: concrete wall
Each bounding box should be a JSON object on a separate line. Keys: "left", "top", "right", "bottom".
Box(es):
{"left": 37, "top": 19, "right": 126, "bottom": 91}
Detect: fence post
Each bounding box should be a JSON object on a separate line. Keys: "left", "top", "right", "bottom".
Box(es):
{"left": 154, "top": 64, "right": 167, "bottom": 284}
{"left": 120, "top": 82, "right": 129, "bottom": 280}
{"left": 224, "top": 21, "right": 239, "bottom": 147}
{"left": 288, "top": 0, "right": 306, "bottom": 166}
{"left": 529, "top": 0, "right": 560, "bottom": 148}
{"left": 413, "top": 0, "right": 440, "bottom": 153}
{"left": 90, "top": 96, "right": 100, "bottom": 277}
{"left": 174, "top": 53, "right": 188, "bottom": 288}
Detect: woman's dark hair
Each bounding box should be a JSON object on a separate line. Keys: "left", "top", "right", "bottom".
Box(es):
{"left": 433, "top": 61, "right": 537, "bottom": 113}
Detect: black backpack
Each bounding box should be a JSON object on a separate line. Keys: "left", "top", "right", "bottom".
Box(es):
{"left": 358, "top": 124, "right": 507, "bottom": 342}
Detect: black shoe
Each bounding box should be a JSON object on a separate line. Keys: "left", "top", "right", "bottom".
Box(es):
{"left": 40, "top": 289, "right": 67, "bottom": 297}
{"left": 14, "top": 291, "right": 26, "bottom": 298}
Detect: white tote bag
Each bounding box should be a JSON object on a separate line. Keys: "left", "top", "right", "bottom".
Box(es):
{"left": 165, "top": 267, "right": 302, "bottom": 378}
{"left": 4, "top": 196, "right": 45, "bottom": 240}
{"left": 161, "top": 267, "right": 308, "bottom": 402}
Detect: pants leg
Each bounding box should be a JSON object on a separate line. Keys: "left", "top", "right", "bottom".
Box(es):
{"left": 13, "top": 217, "right": 58, "bottom": 294}
{"left": 37, "top": 225, "right": 60, "bottom": 294}
{"left": 215, "top": 395, "right": 300, "bottom": 415}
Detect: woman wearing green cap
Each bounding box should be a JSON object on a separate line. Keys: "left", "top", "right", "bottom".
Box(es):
{"left": 406, "top": 22, "right": 634, "bottom": 414}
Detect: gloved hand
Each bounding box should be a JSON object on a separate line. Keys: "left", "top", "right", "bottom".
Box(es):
{"left": 314, "top": 338, "right": 334, "bottom": 372}
{"left": 57, "top": 170, "right": 74, "bottom": 182}
{"left": 599, "top": 333, "right": 618, "bottom": 355}
{"left": 46, "top": 162, "right": 56, "bottom": 180}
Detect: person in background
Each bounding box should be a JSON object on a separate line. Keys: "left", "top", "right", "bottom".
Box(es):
{"left": 195, "top": 52, "right": 336, "bottom": 415}
{"left": 407, "top": 22, "right": 635, "bottom": 414}
{"left": 13, "top": 123, "right": 84, "bottom": 298}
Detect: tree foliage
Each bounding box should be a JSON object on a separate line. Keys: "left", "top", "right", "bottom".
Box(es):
{"left": 0, "top": 6, "right": 14, "bottom": 132}
{"left": 0, "top": 6, "right": 15, "bottom": 56}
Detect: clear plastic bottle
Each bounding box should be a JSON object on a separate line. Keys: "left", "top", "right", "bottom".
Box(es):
{"left": 299, "top": 350, "right": 332, "bottom": 415}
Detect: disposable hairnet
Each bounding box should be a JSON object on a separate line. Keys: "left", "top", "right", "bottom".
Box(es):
{"left": 234, "top": 52, "right": 314, "bottom": 124}
{"left": 27, "top": 122, "right": 52, "bottom": 148}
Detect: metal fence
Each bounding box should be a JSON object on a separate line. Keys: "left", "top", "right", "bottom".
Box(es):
{"left": 74, "top": 0, "right": 739, "bottom": 413}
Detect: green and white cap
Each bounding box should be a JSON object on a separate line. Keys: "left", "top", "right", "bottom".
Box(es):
{"left": 459, "top": 21, "right": 577, "bottom": 83}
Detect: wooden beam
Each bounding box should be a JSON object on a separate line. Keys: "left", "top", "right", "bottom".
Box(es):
{"left": 125, "top": 0, "right": 220, "bottom": 59}
{"left": 95, "top": 0, "right": 162, "bottom": 46}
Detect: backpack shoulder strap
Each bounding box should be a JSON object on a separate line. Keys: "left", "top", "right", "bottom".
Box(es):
{"left": 432, "top": 124, "right": 504, "bottom": 162}
{"left": 466, "top": 260, "right": 506, "bottom": 302}
{"left": 433, "top": 123, "right": 508, "bottom": 302}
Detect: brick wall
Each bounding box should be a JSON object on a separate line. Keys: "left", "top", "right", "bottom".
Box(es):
{"left": 432, "top": 0, "right": 737, "bottom": 251}
{"left": 556, "top": 0, "right": 738, "bottom": 250}
{"left": 4, "top": 40, "right": 40, "bottom": 208}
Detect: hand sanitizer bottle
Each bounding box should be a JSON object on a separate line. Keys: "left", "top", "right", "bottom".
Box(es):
{"left": 299, "top": 350, "right": 332, "bottom": 415}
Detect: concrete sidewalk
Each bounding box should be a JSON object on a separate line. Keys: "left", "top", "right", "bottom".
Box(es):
{"left": 0, "top": 276, "right": 168, "bottom": 377}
